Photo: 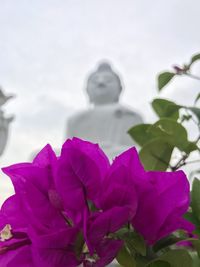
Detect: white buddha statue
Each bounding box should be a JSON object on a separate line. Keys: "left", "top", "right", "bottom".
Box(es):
{"left": 66, "top": 61, "right": 143, "bottom": 159}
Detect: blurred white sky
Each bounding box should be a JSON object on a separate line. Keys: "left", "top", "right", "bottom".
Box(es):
{"left": 0, "top": 0, "right": 200, "bottom": 202}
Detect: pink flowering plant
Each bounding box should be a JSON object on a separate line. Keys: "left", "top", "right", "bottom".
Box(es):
{"left": 0, "top": 53, "right": 200, "bottom": 267}
{"left": 0, "top": 137, "right": 196, "bottom": 267}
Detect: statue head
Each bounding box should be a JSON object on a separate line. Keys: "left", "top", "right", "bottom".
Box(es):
{"left": 86, "top": 61, "right": 123, "bottom": 105}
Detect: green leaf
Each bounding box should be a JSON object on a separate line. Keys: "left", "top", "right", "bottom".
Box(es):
{"left": 147, "top": 249, "right": 194, "bottom": 267}
{"left": 116, "top": 230, "right": 146, "bottom": 257}
{"left": 159, "top": 249, "right": 193, "bottom": 267}
{"left": 158, "top": 72, "right": 175, "bottom": 91}
{"left": 123, "top": 231, "right": 146, "bottom": 257}
{"left": 191, "top": 252, "right": 200, "bottom": 267}
{"left": 146, "top": 260, "right": 170, "bottom": 267}
{"left": 184, "top": 212, "right": 200, "bottom": 237}
{"left": 191, "top": 178, "right": 200, "bottom": 222}
{"left": 116, "top": 245, "right": 136, "bottom": 267}
{"left": 152, "top": 99, "right": 180, "bottom": 120}
{"left": 191, "top": 53, "right": 200, "bottom": 65}
{"left": 139, "top": 139, "right": 173, "bottom": 171}
{"left": 185, "top": 238, "right": 200, "bottom": 258}
{"left": 148, "top": 118, "right": 197, "bottom": 154}
{"left": 128, "top": 124, "right": 154, "bottom": 147}
{"left": 136, "top": 257, "right": 150, "bottom": 267}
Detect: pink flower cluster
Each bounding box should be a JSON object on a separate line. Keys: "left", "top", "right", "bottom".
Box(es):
{"left": 0, "top": 138, "right": 194, "bottom": 267}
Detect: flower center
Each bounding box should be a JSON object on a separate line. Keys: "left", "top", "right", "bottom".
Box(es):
{"left": 0, "top": 224, "right": 13, "bottom": 242}
{"left": 0, "top": 224, "right": 31, "bottom": 255}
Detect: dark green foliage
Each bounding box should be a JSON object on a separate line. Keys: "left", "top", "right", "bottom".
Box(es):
{"left": 190, "top": 53, "right": 200, "bottom": 65}
{"left": 128, "top": 124, "right": 154, "bottom": 147}
{"left": 116, "top": 245, "right": 136, "bottom": 267}
{"left": 139, "top": 139, "right": 173, "bottom": 170}
{"left": 152, "top": 99, "right": 180, "bottom": 120}
{"left": 158, "top": 72, "right": 175, "bottom": 91}
{"left": 191, "top": 178, "right": 200, "bottom": 222}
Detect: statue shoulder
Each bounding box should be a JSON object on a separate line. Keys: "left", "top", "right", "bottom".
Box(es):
{"left": 68, "top": 110, "right": 91, "bottom": 125}
{"left": 67, "top": 110, "right": 93, "bottom": 138}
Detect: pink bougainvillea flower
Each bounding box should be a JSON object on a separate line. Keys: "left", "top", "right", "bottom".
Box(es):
{"left": 1, "top": 138, "right": 137, "bottom": 267}
{"left": 116, "top": 147, "right": 194, "bottom": 245}
{"left": 80, "top": 147, "right": 141, "bottom": 262}
{"left": 55, "top": 138, "right": 138, "bottom": 265}
{"left": 1, "top": 144, "right": 81, "bottom": 267}
{"left": 0, "top": 138, "right": 194, "bottom": 267}
{"left": 133, "top": 170, "right": 194, "bottom": 245}
{"left": 83, "top": 147, "right": 140, "bottom": 261}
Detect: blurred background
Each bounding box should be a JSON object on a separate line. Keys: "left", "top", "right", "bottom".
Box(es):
{"left": 0, "top": 0, "right": 200, "bottom": 204}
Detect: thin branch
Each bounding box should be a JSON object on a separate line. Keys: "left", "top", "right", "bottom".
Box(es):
{"left": 185, "top": 73, "right": 200, "bottom": 81}
{"left": 184, "top": 108, "right": 199, "bottom": 126}
{"left": 171, "top": 153, "right": 188, "bottom": 171}
{"left": 195, "top": 134, "right": 200, "bottom": 144}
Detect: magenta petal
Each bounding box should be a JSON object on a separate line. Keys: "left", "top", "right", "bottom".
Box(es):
{"left": 61, "top": 138, "right": 110, "bottom": 201}
{"left": 110, "top": 147, "right": 148, "bottom": 196}
{"left": 32, "top": 144, "right": 57, "bottom": 168}
{"left": 2, "top": 144, "right": 57, "bottom": 195}
{"left": 132, "top": 170, "right": 193, "bottom": 244}
{"left": 7, "top": 246, "right": 34, "bottom": 267}
{"left": 0, "top": 194, "right": 27, "bottom": 230}
{"left": 100, "top": 183, "right": 137, "bottom": 216}
{"left": 86, "top": 207, "right": 131, "bottom": 253}
{"left": 55, "top": 155, "right": 87, "bottom": 224}
{"left": 0, "top": 245, "right": 33, "bottom": 267}
{"left": 83, "top": 239, "right": 122, "bottom": 267}
{"left": 32, "top": 246, "right": 79, "bottom": 267}
{"left": 20, "top": 179, "right": 66, "bottom": 232}
{"left": 156, "top": 216, "right": 195, "bottom": 245}
{"left": 2, "top": 164, "right": 51, "bottom": 195}
{"left": 69, "top": 137, "right": 110, "bottom": 177}
{"left": 2, "top": 163, "right": 33, "bottom": 193}
{"left": 100, "top": 164, "right": 138, "bottom": 216}
{"left": 30, "top": 228, "right": 78, "bottom": 249}
{"left": 2, "top": 163, "right": 65, "bottom": 231}
{"left": 95, "top": 239, "right": 123, "bottom": 267}
{"left": 0, "top": 249, "right": 19, "bottom": 267}
{"left": 112, "top": 147, "right": 145, "bottom": 176}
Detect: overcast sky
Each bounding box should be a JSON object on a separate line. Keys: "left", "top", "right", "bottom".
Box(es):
{"left": 0, "top": 0, "right": 200, "bottom": 202}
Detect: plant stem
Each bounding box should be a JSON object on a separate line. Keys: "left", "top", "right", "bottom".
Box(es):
{"left": 185, "top": 73, "right": 200, "bottom": 81}
{"left": 171, "top": 154, "right": 188, "bottom": 171}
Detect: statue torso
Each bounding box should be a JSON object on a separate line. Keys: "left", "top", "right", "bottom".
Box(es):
{"left": 67, "top": 103, "right": 142, "bottom": 147}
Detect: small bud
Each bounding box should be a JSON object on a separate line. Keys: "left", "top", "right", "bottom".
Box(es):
{"left": 173, "top": 65, "right": 184, "bottom": 74}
